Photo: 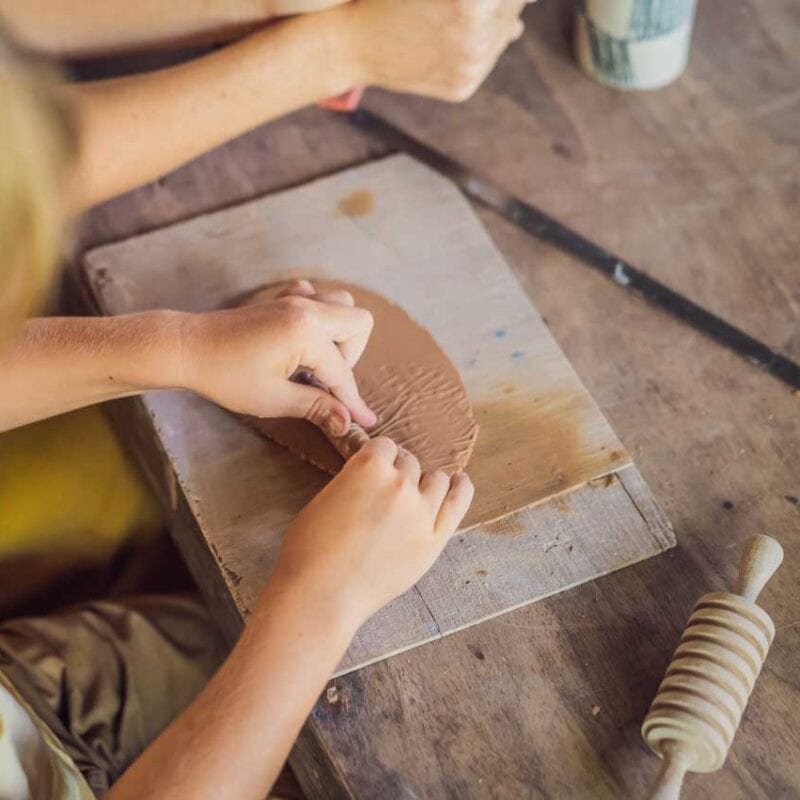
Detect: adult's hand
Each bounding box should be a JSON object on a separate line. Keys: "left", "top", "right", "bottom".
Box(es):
{"left": 345, "top": 0, "right": 534, "bottom": 102}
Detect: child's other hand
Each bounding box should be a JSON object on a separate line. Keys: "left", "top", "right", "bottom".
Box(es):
{"left": 179, "top": 279, "right": 375, "bottom": 436}
{"left": 344, "top": 0, "right": 532, "bottom": 102}
{"left": 271, "top": 438, "right": 474, "bottom": 630}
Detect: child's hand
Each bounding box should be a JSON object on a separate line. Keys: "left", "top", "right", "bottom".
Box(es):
{"left": 344, "top": 0, "right": 532, "bottom": 102}
{"left": 179, "top": 279, "right": 376, "bottom": 436}
{"left": 269, "top": 437, "right": 475, "bottom": 629}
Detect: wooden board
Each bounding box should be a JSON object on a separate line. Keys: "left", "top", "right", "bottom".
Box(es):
{"left": 84, "top": 153, "right": 633, "bottom": 528}
{"left": 71, "top": 2, "right": 800, "bottom": 791}
{"left": 83, "top": 154, "right": 672, "bottom": 675}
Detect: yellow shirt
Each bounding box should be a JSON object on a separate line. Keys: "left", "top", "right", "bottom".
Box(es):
{"left": 0, "top": 407, "right": 160, "bottom": 615}
{"left": 0, "top": 408, "right": 160, "bottom": 798}
{"left": 0, "top": 671, "right": 94, "bottom": 800}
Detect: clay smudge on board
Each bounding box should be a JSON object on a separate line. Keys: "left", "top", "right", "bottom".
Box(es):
{"left": 462, "top": 392, "right": 628, "bottom": 530}
{"left": 337, "top": 189, "right": 374, "bottom": 218}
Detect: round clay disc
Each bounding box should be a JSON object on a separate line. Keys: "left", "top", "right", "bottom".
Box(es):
{"left": 238, "top": 279, "right": 478, "bottom": 475}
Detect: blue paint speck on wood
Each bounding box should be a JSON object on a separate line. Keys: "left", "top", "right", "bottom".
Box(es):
{"left": 493, "top": 329, "right": 508, "bottom": 339}
{"left": 511, "top": 351, "right": 524, "bottom": 360}
{"left": 467, "top": 357, "right": 478, "bottom": 367}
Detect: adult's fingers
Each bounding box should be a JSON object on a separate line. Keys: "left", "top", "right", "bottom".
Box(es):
{"left": 281, "top": 382, "right": 351, "bottom": 438}
{"left": 277, "top": 282, "right": 354, "bottom": 308}
{"left": 306, "top": 341, "right": 376, "bottom": 427}
{"left": 486, "top": 9, "right": 526, "bottom": 55}
{"left": 470, "top": 20, "right": 521, "bottom": 87}
{"left": 434, "top": 472, "right": 475, "bottom": 537}
{"left": 394, "top": 448, "right": 421, "bottom": 485}
{"left": 481, "top": 0, "right": 531, "bottom": 23}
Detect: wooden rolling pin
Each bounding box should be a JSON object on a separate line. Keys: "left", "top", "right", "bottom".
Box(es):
{"left": 642, "top": 534, "right": 784, "bottom": 799}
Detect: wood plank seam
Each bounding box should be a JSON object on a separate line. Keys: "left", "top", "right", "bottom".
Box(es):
{"left": 616, "top": 468, "right": 676, "bottom": 551}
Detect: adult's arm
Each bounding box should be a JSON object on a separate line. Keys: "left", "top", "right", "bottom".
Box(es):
{"left": 67, "top": 9, "right": 359, "bottom": 207}
{"left": 0, "top": 0, "right": 348, "bottom": 57}
{"left": 63, "top": 0, "right": 530, "bottom": 208}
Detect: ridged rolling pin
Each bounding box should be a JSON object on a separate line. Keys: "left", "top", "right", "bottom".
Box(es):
{"left": 642, "top": 534, "right": 784, "bottom": 800}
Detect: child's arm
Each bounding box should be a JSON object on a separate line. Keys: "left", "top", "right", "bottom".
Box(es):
{"left": 66, "top": 1, "right": 529, "bottom": 208}
{"left": 0, "top": 282, "right": 375, "bottom": 434}
{"left": 0, "top": 0, "right": 349, "bottom": 57}
{"left": 108, "top": 436, "right": 474, "bottom": 800}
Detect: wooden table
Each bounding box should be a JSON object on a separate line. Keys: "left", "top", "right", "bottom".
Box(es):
{"left": 73, "top": 2, "right": 799, "bottom": 797}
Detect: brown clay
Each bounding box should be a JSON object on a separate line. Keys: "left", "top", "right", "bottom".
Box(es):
{"left": 241, "top": 280, "right": 479, "bottom": 475}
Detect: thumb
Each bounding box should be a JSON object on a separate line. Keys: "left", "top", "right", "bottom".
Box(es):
{"left": 282, "top": 382, "right": 352, "bottom": 439}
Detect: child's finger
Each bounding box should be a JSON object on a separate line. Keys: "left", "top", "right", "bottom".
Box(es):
{"left": 420, "top": 470, "right": 450, "bottom": 513}
{"left": 434, "top": 472, "right": 475, "bottom": 536}
{"left": 277, "top": 279, "right": 315, "bottom": 298}
{"left": 281, "top": 382, "right": 351, "bottom": 438}
{"left": 310, "top": 290, "right": 367, "bottom": 365}
{"left": 394, "top": 448, "right": 421, "bottom": 485}
{"left": 358, "top": 436, "right": 398, "bottom": 465}
{"left": 307, "top": 342, "right": 376, "bottom": 427}
{"left": 312, "top": 289, "right": 355, "bottom": 307}
{"left": 315, "top": 303, "right": 374, "bottom": 368}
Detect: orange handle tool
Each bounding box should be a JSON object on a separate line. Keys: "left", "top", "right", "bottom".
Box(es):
{"left": 319, "top": 87, "right": 364, "bottom": 112}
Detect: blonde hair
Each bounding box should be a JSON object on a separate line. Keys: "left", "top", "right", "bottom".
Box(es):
{"left": 0, "top": 33, "right": 76, "bottom": 341}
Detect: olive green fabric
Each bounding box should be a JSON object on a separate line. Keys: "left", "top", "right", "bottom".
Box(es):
{"left": 0, "top": 594, "right": 225, "bottom": 796}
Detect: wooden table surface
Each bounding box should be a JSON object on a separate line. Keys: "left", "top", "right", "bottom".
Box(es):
{"left": 75, "top": 1, "right": 799, "bottom": 797}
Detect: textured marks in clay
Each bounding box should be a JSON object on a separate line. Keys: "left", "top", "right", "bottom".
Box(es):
{"left": 365, "top": 364, "right": 477, "bottom": 467}
{"left": 242, "top": 280, "right": 479, "bottom": 475}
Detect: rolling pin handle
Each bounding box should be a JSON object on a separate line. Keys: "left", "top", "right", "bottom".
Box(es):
{"left": 647, "top": 742, "right": 693, "bottom": 800}
{"left": 736, "top": 535, "right": 783, "bottom": 603}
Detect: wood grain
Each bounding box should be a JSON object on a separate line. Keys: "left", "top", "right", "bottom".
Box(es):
{"left": 82, "top": 154, "right": 671, "bottom": 675}
{"left": 83, "top": 154, "right": 635, "bottom": 528}
{"left": 362, "top": 1, "right": 800, "bottom": 363}
{"left": 69, "top": 1, "right": 800, "bottom": 795}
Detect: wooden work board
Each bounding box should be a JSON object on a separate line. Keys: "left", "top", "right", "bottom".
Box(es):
{"left": 82, "top": 154, "right": 673, "bottom": 674}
